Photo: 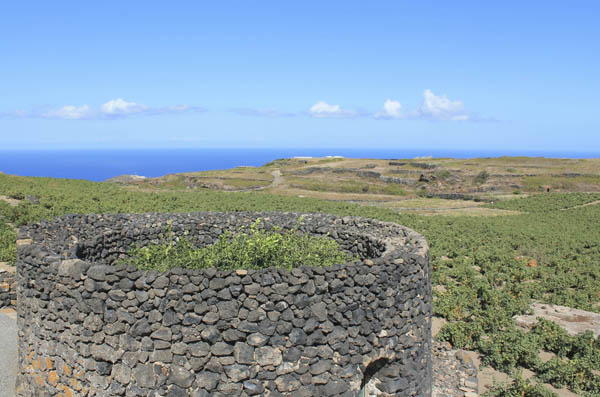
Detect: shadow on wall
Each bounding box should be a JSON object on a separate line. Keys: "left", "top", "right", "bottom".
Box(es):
{"left": 361, "top": 357, "right": 390, "bottom": 396}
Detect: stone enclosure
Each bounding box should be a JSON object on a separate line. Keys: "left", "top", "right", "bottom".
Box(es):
{"left": 16, "top": 212, "right": 431, "bottom": 396}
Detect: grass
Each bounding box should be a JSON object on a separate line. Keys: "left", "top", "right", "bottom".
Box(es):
{"left": 122, "top": 156, "right": 600, "bottom": 201}
{"left": 369, "top": 198, "right": 518, "bottom": 216}
{"left": 138, "top": 169, "right": 274, "bottom": 191}
{"left": 522, "top": 175, "right": 600, "bottom": 192}
{"left": 285, "top": 176, "right": 407, "bottom": 196}
{"left": 485, "top": 192, "right": 600, "bottom": 213}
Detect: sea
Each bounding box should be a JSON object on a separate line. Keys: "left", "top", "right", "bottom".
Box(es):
{"left": 0, "top": 148, "right": 597, "bottom": 182}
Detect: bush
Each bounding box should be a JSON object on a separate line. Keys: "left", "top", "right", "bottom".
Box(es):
{"left": 0, "top": 222, "right": 16, "bottom": 264}
{"left": 122, "top": 218, "right": 354, "bottom": 272}
{"left": 475, "top": 170, "right": 490, "bottom": 184}
{"left": 484, "top": 374, "right": 558, "bottom": 397}
{"left": 436, "top": 170, "right": 452, "bottom": 180}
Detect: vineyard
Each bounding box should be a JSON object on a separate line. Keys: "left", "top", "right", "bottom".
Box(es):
{"left": 485, "top": 192, "right": 600, "bottom": 213}
{"left": 1, "top": 172, "right": 599, "bottom": 396}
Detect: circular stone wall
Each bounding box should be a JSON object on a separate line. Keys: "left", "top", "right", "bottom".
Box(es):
{"left": 16, "top": 212, "right": 431, "bottom": 397}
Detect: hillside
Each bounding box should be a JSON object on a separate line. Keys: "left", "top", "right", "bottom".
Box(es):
{"left": 1, "top": 157, "right": 600, "bottom": 396}
{"left": 110, "top": 156, "right": 600, "bottom": 217}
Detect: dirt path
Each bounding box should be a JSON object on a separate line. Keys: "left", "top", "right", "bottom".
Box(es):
{"left": 0, "top": 310, "right": 16, "bottom": 397}
{"left": 0, "top": 196, "right": 20, "bottom": 207}
{"left": 228, "top": 169, "right": 283, "bottom": 192}
{"left": 270, "top": 169, "right": 283, "bottom": 188}
{"left": 0, "top": 263, "right": 15, "bottom": 274}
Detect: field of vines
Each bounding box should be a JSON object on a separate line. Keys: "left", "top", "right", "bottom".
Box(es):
{"left": 485, "top": 192, "right": 600, "bottom": 213}
{"left": 1, "top": 173, "right": 599, "bottom": 396}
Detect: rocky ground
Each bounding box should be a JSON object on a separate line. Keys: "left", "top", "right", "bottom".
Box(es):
{"left": 515, "top": 302, "right": 600, "bottom": 338}
{"left": 432, "top": 341, "right": 478, "bottom": 397}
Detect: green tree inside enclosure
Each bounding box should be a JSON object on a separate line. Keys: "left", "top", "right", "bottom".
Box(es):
{"left": 121, "top": 218, "right": 353, "bottom": 272}
{"left": 1, "top": 173, "right": 599, "bottom": 395}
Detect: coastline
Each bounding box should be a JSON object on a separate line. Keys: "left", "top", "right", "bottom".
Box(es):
{"left": 0, "top": 149, "right": 599, "bottom": 182}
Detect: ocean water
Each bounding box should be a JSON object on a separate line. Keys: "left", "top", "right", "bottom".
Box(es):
{"left": 0, "top": 148, "right": 597, "bottom": 182}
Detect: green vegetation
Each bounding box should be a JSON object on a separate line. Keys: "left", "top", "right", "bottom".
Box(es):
{"left": 286, "top": 177, "right": 407, "bottom": 196}
{"left": 484, "top": 374, "right": 558, "bottom": 397}
{"left": 485, "top": 192, "right": 600, "bottom": 213}
{"left": 1, "top": 172, "right": 599, "bottom": 395}
{"left": 263, "top": 158, "right": 306, "bottom": 168}
{"left": 475, "top": 170, "right": 490, "bottom": 184}
{"left": 435, "top": 170, "right": 452, "bottom": 180}
{"left": 0, "top": 220, "right": 16, "bottom": 262}
{"left": 476, "top": 319, "right": 600, "bottom": 394}
{"left": 522, "top": 175, "right": 600, "bottom": 192}
{"left": 137, "top": 171, "right": 273, "bottom": 191}
{"left": 122, "top": 156, "right": 600, "bottom": 195}
{"left": 121, "top": 219, "right": 352, "bottom": 272}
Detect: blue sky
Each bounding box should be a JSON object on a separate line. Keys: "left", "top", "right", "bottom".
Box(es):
{"left": 1, "top": 1, "right": 599, "bottom": 151}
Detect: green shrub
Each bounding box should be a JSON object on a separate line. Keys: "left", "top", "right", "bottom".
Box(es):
{"left": 535, "top": 356, "right": 600, "bottom": 392}
{"left": 416, "top": 188, "right": 429, "bottom": 197}
{"left": 478, "top": 328, "right": 542, "bottom": 372}
{"left": 436, "top": 170, "right": 452, "bottom": 180}
{"left": 485, "top": 192, "right": 600, "bottom": 213}
{"left": 0, "top": 222, "right": 16, "bottom": 264}
{"left": 475, "top": 170, "right": 490, "bottom": 184}
{"left": 122, "top": 218, "right": 354, "bottom": 272}
{"left": 483, "top": 374, "right": 558, "bottom": 397}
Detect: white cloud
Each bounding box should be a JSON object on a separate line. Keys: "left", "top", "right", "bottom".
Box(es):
{"left": 417, "top": 89, "right": 469, "bottom": 121}
{"left": 375, "top": 99, "right": 404, "bottom": 119}
{"left": 3, "top": 99, "right": 205, "bottom": 120}
{"left": 43, "top": 105, "right": 94, "bottom": 120}
{"left": 100, "top": 98, "right": 148, "bottom": 116}
{"left": 1, "top": 92, "right": 486, "bottom": 122}
{"left": 310, "top": 101, "right": 341, "bottom": 116}
{"left": 99, "top": 100, "right": 205, "bottom": 117}
{"left": 308, "top": 101, "right": 356, "bottom": 118}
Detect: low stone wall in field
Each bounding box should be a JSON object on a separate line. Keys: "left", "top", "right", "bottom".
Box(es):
{"left": 16, "top": 211, "right": 431, "bottom": 396}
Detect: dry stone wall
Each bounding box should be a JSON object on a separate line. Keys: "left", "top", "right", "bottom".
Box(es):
{"left": 0, "top": 270, "right": 16, "bottom": 308}
{"left": 16, "top": 212, "right": 431, "bottom": 396}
